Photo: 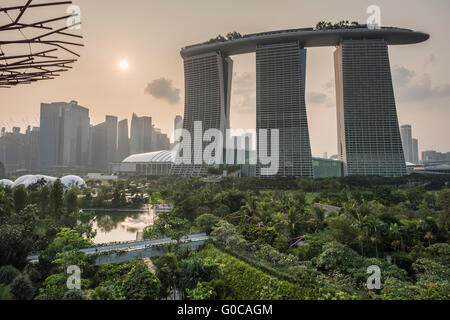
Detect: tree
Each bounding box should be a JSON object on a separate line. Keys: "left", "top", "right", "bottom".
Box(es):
{"left": 351, "top": 213, "right": 369, "bottom": 256}
{"left": 111, "top": 186, "right": 127, "bottom": 208}
{"left": 10, "top": 274, "right": 35, "bottom": 300}
{"left": 121, "top": 263, "right": 161, "bottom": 300}
{"left": 63, "top": 290, "right": 85, "bottom": 300}
{"left": 149, "top": 192, "right": 163, "bottom": 207}
{"left": 196, "top": 214, "right": 220, "bottom": 235}
{"left": 0, "top": 284, "right": 13, "bottom": 300}
{"left": 0, "top": 190, "right": 13, "bottom": 218}
{"left": 39, "top": 228, "right": 92, "bottom": 276}
{"left": 0, "top": 218, "right": 34, "bottom": 268}
{"left": 64, "top": 189, "right": 79, "bottom": 214}
{"left": 326, "top": 215, "right": 358, "bottom": 246}
{"left": 178, "top": 257, "right": 220, "bottom": 297}
{"left": 0, "top": 265, "right": 20, "bottom": 285}
{"left": 50, "top": 179, "right": 64, "bottom": 217}
{"left": 13, "top": 185, "right": 28, "bottom": 213}
{"left": 406, "top": 187, "right": 424, "bottom": 209}
{"left": 153, "top": 253, "right": 179, "bottom": 299}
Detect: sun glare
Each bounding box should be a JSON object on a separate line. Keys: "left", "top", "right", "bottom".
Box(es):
{"left": 119, "top": 60, "right": 129, "bottom": 71}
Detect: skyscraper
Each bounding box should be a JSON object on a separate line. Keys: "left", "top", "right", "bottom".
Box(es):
{"left": 334, "top": 40, "right": 406, "bottom": 177}
{"left": 39, "top": 101, "right": 90, "bottom": 169}
{"left": 256, "top": 42, "right": 313, "bottom": 177}
{"left": 400, "top": 125, "right": 413, "bottom": 163}
{"left": 130, "top": 113, "right": 154, "bottom": 155}
{"left": 90, "top": 122, "right": 107, "bottom": 171}
{"left": 412, "top": 138, "right": 419, "bottom": 164}
{"left": 38, "top": 103, "right": 62, "bottom": 169}
{"left": 117, "top": 119, "right": 130, "bottom": 161}
{"left": 0, "top": 126, "right": 39, "bottom": 174}
{"left": 105, "top": 115, "right": 118, "bottom": 164}
{"left": 174, "top": 115, "right": 183, "bottom": 141}
{"left": 170, "top": 52, "right": 233, "bottom": 176}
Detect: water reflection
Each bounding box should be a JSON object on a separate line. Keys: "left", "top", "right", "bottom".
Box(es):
{"left": 92, "top": 208, "right": 154, "bottom": 244}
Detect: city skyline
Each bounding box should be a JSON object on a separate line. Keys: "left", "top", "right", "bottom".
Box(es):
{"left": 1, "top": 0, "right": 449, "bottom": 158}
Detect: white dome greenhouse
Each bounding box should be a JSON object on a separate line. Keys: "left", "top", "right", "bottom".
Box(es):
{"left": 12, "top": 175, "right": 57, "bottom": 188}
{"left": 60, "top": 175, "right": 86, "bottom": 188}
{"left": 0, "top": 179, "right": 14, "bottom": 187}
{"left": 7, "top": 175, "right": 86, "bottom": 189}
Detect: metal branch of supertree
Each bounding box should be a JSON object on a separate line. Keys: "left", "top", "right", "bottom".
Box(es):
{"left": 0, "top": 0, "right": 83, "bottom": 88}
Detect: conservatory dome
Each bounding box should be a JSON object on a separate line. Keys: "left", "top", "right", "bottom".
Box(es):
{"left": 60, "top": 175, "right": 86, "bottom": 188}
{"left": 0, "top": 179, "right": 14, "bottom": 187}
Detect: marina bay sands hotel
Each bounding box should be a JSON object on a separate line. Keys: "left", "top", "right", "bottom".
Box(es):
{"left": 170, "top": 26, "right": 429, "bottom": 178}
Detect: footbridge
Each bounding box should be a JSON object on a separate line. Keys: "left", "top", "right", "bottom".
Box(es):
{"left": 27, "top": 233, "right": 210, "bottom": 266}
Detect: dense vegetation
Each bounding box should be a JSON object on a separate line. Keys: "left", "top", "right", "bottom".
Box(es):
{"left": 0, "top": 174, "right": 449, "bottom": 300}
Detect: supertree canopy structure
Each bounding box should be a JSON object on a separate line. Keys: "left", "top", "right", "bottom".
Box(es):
{"left": 0, "top": 0, "right": 83, "bottom": 88}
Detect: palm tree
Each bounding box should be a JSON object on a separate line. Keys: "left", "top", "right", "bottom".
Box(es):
{"left": 311, "top": 206, "right": 326, "bottom": 232}
{"left": 352, "top": 213, "right": 369, "bottom": 256}
{"left": 389, "top": 223, "right": 404, "bottom": 251}
{"left": 367, "top": 216, "right": 384, "bottom": 258}
{"left": 242, "top": 196, "right": 258, "bottom": 218}
{"left": 424, "top": 232, "right": 434, "bottom": 246}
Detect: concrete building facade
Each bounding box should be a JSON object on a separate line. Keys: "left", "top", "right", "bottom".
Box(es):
{"left": 256, "top": 42, "right": 312, "bottom": 177}
{"left": 170, "top": 52, "right": 233, "bottom": 176}
{"left": 334, "top": 40, "right": 407, "bottom": 176}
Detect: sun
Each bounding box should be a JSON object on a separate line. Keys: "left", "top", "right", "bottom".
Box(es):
{"left": 119, "top": 60, "right": 129, "bottom": 71}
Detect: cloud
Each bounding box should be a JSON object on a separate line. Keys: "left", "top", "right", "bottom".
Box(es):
{"left": 306, "top": 92, "right": 327, "bottom": 104}
{"left": 144, "top": 78, "right": 180, "bottom": 105}
{"left": 392, "top": 65, "right": 415, "bottom": 88}
{"left": 232, "top": 72, "right": 256, "bottom": 114}
{"left": 323, "top": 78, "right": 335, "bottom": 90}
{"left": 392, "top": 65, "right": 450, "bottom": 102}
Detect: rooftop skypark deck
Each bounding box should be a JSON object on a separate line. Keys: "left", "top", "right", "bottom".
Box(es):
{"left": 181, "top": 26, "right": 429, "bottom": 58}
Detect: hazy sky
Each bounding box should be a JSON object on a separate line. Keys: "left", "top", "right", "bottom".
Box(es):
{"left": 1, "top": 0, "right": 449, "bottom": 157}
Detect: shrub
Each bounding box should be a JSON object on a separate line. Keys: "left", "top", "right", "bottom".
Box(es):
{"left": 196, "top": 214, "right": 220, "bottom": 235}
{"left": 200, "top": 244, "right": 321, "bottom": 300}
{"left": 0, "top": 265, "right": 20, "bottom": 285}
{"left": 121, "top": 263, "right": 161, "bottom": 300}
{"left": 10, "top": 274, "right": 35, "bottom": 300}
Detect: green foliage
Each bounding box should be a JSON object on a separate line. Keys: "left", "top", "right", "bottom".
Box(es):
{"left": 382, "top": 277, "right": 450, "bottom": 300}
{"left": 64, "top": 189, "right": 79, "bottom": 214}
{"left": 13, "top": 185, "right": 28, "bottom": 213}
{"left": 121, "top": 263, "right": 161, "bottom": 300}
{"left": 0, "top": 265, "right": 20, "bottom": 285}
{"left": 0, "top": 190, "right": 13, "bottom": 218}
{"left": 412, "top": 258, "right": 450, "bottom": 283}
{"left": 90, "top": 282, "right": 124, "bottom": 300}
{"left": 63, "top": 289, "right": 85, "bottom": 300}
{"left": 153, "top": 253, "right": 179, "bottom": 298}
{"left": 143, "top": 211, "right": 190, "bottom": 241}
{"left": 186, "top": 280, "right": 227, "bottom": 300}
{"left": 315, "top": 242, "right": 409, "bottom": 285}
{"left": 178, "top": 256, "right": 221, "bottom": 295}
{"left": 238, "top": 223, "right": 278, "bottom": 246}
{"left": 39, "top": 228, "right": 92, "bottom": 276}
{"left": 196, "top": 214, "right": 220, "bottom": 235}
{"left": 0, "top": 284, "right": 13, "bottom": 300}
{"left": 326, "top": 215, "right": 358, "bottom": 246}
{"left": 200, "top": 244, "right": 320, "bottom": 300}
{"left": 111, "top": 186, "right": 127, "bottom": 208}
{"left": 50, "top": 179, "right": 64, "bottom": 217}
{"left": 36, "top": 273, "right": 67, "bottom": 300}
{"left": 9, "top": 274, "right": 35, "bottom": 300}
